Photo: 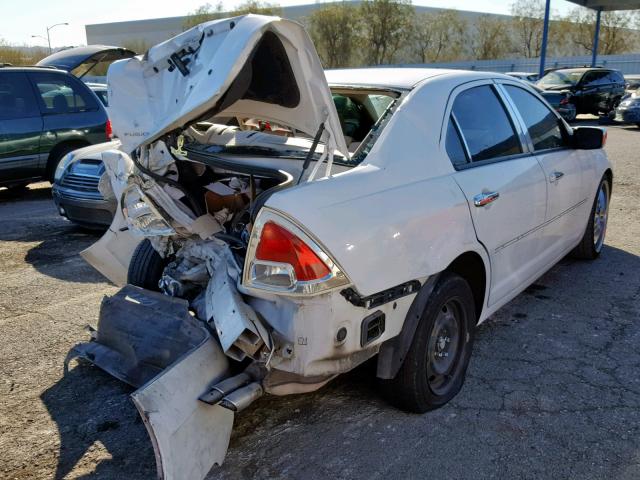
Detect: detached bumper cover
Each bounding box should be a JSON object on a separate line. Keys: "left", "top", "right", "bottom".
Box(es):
{"left": 66, "top": 285, "right": 234, "bottom": 480}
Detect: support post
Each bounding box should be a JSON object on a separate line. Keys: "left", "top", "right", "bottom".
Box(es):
{"left": 591, "top": 7, "right": 602, "bottom": 67}
{"left": 539, "top": 0, "right": 551, "bottom": 78}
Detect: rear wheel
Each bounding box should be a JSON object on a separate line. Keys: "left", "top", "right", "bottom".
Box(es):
{"left": 573, "top": 176, "right": 610, "bottom": 259}
{"left": 383, "top": 272, "right": 475, "bottom": 413}
{"left": 127, "top": 239, "right": 167, "bottom": 291}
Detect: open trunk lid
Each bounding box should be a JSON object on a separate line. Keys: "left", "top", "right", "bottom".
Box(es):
{"left": 37, "top": 45, "right": 136, "bottom": 79}
{"left": 106, "top": 14, "right": 349, "bottom": 158}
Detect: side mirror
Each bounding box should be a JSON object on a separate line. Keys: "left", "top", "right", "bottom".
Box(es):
{"left": 572, "top": 126, "right": 606, "bottom": 149}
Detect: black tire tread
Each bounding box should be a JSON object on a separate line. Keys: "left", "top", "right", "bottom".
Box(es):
{"left": 127, "top": 239, "right": 166, "bottom": 290}
{"left": 383, "top": 272, "right": 476, "bottom": 414}
{"left": 572, "top": 176, "right": 610, "bottom": 260}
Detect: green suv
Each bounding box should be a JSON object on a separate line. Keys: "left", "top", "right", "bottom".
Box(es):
{"left": 0, "top": 66, "right": 109, "bottom": 190}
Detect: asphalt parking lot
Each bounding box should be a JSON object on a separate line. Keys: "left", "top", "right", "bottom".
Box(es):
{"left": 1, "top": 120, "right": 639, "bottom": 480}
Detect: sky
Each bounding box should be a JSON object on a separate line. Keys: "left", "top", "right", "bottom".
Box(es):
{"left": 1, "top": 0, "right": 577, "bottom": 48}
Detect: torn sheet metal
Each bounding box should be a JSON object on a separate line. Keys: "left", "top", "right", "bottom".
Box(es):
{"left": 132, "top": 334, "right": 233, "bottom": 480}
{"left": 68, "top": 285, "right": 217, "bottom": 387}
{"left": 206, "top": 263, "right": 271, "bottom": 361}
{"left": 80, "top": 208, "right": 140, "bottom": 286}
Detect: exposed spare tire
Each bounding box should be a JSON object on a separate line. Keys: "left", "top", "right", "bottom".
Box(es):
{"left": 127, "top": 239, "right": 167, "bottom": 291}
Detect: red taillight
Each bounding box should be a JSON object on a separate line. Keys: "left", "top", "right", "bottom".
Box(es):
{"left": 106, "top": 119, "right": 113, "bottom": 140}
{"left": 255, "top": 221, "right": 330, "bottom": 281}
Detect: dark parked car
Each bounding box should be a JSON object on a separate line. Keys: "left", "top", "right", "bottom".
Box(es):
{"left": 536, "top": 67, "right": 625, "bottom": 116}
{"left": 532, "top": 85, "right": 577, "bottom": 122}
{"left": 614, "top": 92, "right": 640, "bottom": 127}
{"left": 0, "top": 66, "right": 110, "bottom": 190}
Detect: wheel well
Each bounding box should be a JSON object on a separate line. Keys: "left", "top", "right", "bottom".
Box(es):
{"left": 46, "top": 140, "right": 90, "bottom": 175}
{"left": 445, "top": 252, "right": 486, "bottom": 323}
{"left": 604, "top": 168, "right": 613, "bottom": 192}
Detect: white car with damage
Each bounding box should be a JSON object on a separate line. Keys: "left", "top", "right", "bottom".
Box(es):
{"left": 69, "top": 14, "right": 613, "bottom": 480}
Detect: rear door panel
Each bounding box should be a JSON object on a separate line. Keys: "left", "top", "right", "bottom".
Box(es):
{"left": 0, "top": 72, "right": 43, "bottom": 183}
{"left": 446, "top": 82, "right": 548, "bottom": 306}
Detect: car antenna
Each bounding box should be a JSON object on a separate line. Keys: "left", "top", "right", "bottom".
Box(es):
{"left": 297, "top": 122, "right": 325, "bottom": 185}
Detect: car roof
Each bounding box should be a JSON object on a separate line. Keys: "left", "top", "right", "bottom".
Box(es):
{"left": 326, "top": 67, "right": 500, "bottom": 89}
{"left": 0, "top": 65, "right": 69, "bottom": 74}
{"left": 549, "top": 67, "right": 611, "bottom": 73}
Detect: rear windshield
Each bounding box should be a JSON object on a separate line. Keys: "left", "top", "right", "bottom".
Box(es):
{"left": 203, "top": 88, "right": 400, "bottom": 167}
{"left": 538, "top": 71, "right": 584, "bottom": 87}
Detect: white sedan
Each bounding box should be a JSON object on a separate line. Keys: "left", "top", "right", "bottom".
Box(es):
{"left": 72, "top": 15, "right": 612, "bottom": 480}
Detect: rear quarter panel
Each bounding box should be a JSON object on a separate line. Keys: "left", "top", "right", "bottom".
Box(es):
{"left": 266, "top": 73, "right": 488, "bottom": 298}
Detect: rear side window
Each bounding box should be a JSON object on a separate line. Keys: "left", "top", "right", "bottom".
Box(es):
{"left": 28, "top": 72, "right": 98, "bottom": 114}
{"left": 451, "top": 85, "right": 522, "bottom": 163}
{"left": 582, "top": 71, "right": 608, "bottom": 86}
{"left": 0, "top": 72, "right": 39, "bottom": 119}
{"left": 504, "top": 85, "right": 564, "bottom": 151}
{"left": 445, "top": 117, "right": 468, "bottom": 167}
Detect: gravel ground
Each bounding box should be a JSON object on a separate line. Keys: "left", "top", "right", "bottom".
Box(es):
{"left": 1, "top": 121, "right": 639, "bottom": 480}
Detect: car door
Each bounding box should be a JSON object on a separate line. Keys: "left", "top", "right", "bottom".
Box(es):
{"left": 578, "top": 71, "right": 608, "bottom": 114}
{"left": 27, "top": 71, "right": 104, "bottom": 160}
{"left": 0, "top": 71, "right": 43, "bottom": 183}
{"left": 500, "top": 82, "right": 586, "bottom": 263}
{"left": 445, "top": 82, "right": 547, "bottom": 306}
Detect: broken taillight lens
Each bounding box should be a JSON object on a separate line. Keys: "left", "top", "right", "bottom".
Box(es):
{"left": 256, "top": 222, "right": 331, "bottom": 282}
{"left": 244, "top": 210, "right": 348, "bottom": 295}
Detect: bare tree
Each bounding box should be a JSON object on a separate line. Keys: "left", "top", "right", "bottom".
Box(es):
{"left": 471, "top": 15, "right": 513, "bottom": 60}
{"left": 564, "top": 7, "right": 634, "bottom": 55}
{"left": 359, "top": 0, "right": 414, "bottom": 65}
{"left": 510, "top": 0, "right": 546, "bottom": 58}
{"left": 229, "top": 0, "right": 281, "bottom": 17}
{"left": 0, "top": 40, "right": 48, "bottom": 66}
{"left": 183, "top": 2, "right": 225, "bottom": 30}
{"left": 308, "top": 3, "right": 361, "bottom": 68}
{"left": 411, "top": 10, "right": 466, "bottom": 63}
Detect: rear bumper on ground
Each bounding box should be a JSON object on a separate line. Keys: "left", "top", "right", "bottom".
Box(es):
{"left": 52, "top": 187, "right": 116, "bottom": 229}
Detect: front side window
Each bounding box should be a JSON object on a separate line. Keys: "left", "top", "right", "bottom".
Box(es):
{"left": 29, "top": 72, "right": 98, "bottom": 114}
{"left": 0, "top": 72, "right": 39, "bottom": 119}
{"left": 504, "top": 85, "right": 564, "bottom": 151}
{"left": 451, "top": 85, "right": 522, "bottom": 163}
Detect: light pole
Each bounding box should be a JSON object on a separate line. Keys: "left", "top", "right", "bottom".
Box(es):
{"left": 32, "top": 23, "right": 68, "bottom": 54}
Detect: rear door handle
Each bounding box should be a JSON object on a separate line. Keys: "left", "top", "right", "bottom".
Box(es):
{"left": 473, "top": 191, "right": 500, "bottom": 207}
{"left": 549, "top": 171, "right": 564, "bottom": 183}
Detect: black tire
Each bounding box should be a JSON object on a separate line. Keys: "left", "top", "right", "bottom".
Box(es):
{"left": 5, "top": 182, "right": 29, "bottom": 191}
{"left": 572, "top": 176, "right": 611, "bottom": 260}
{"left": 383, "top": 272, "right": 476, "bottom": 413}
{"left": 127, "top": 239, "right": 167, "bottom": 291}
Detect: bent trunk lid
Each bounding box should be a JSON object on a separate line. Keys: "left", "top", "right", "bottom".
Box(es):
{"left": 107, "top": 14, "right": 349, "bottom": 159}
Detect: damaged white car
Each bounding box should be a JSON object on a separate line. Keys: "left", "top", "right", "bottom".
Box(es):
{"left": 68, "top": 14, "right": 613, "bottom": 480}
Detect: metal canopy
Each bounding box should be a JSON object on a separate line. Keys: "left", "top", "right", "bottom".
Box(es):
{"left": 539, "top": 0, "right": 640, "bottom": 77}
{"left": 565, "top": 0, "right": 640, "bottom": 11}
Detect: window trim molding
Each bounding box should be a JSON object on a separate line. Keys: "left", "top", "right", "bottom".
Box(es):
{"left": 442, "top": 80, "right": 527, "bottom": 170}
{"left": 497, "top": 80, "right": 571, "bottom": 154}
